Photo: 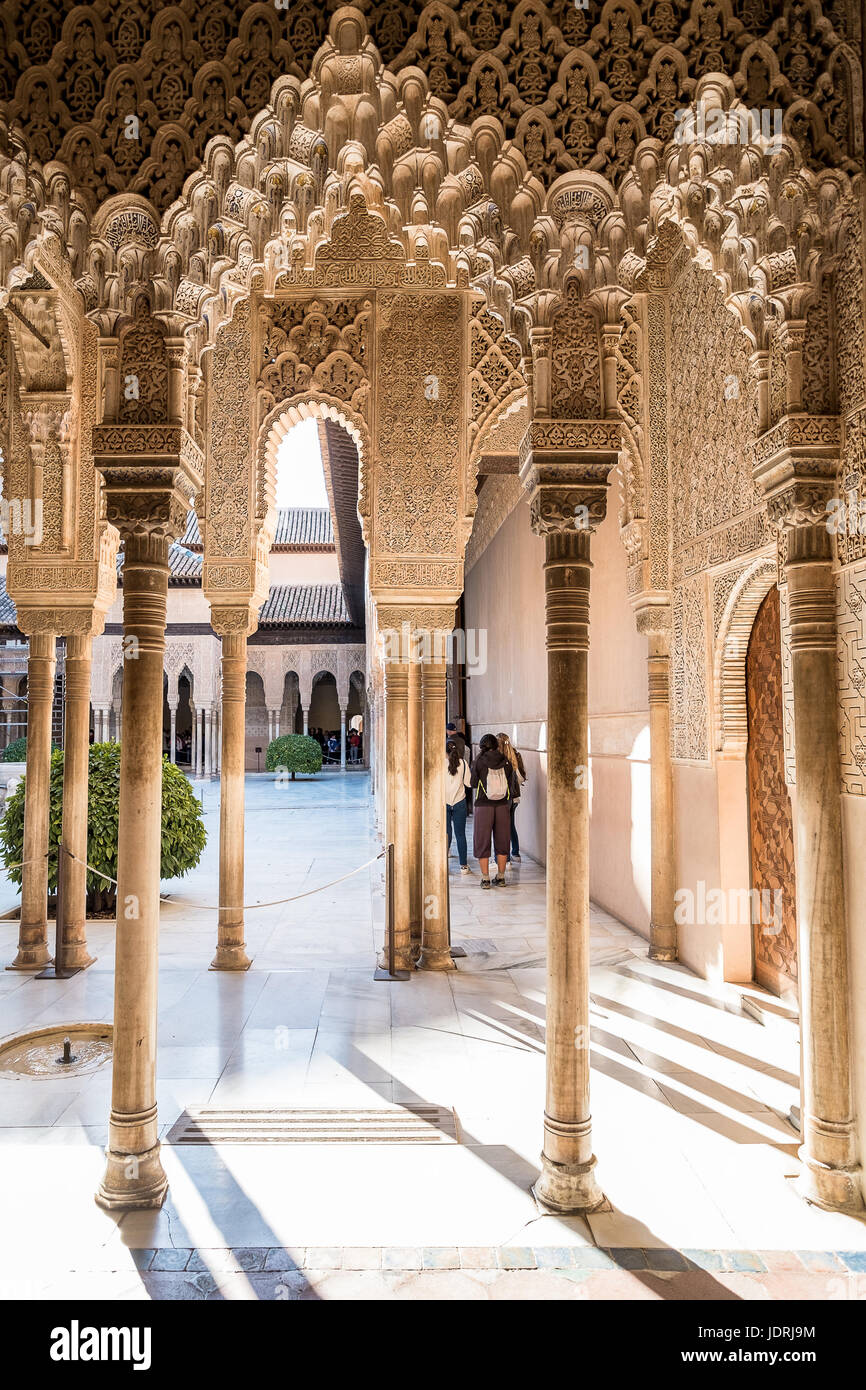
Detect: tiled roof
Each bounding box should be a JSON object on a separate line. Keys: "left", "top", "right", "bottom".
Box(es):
{"left": 258, "top": 584, "right": 352, "bottom": 627}
{"left": 0, "top": 575, "right": 17, "bottom": 627}
{"left": 117, "top": 543, "right": 203, "bottom": 583}
{"left": 181, "top": 508, "right": 334, "bottom": 550}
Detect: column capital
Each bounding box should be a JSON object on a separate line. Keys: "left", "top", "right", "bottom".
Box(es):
{"left": 519, "top": 418, "right": 620, "bottom": 537}
{"left": 210, "top": 604, "right": 259, "bottom": 639}
{"left": 752, "top": 414, "right": 841, "bottom": 533}
{"left": 92, "top": 424, "right": 203, "bottom": 543}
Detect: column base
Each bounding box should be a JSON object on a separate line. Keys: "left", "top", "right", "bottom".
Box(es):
{"left": 533, "top": 1151, "right": 605, "bottom": 1214}
{"left": 61, "top": 942, "right": 96, "bottom": 971}
{"left": 648, "top": 943, "right": 678, "bottom": 963}
{"left": 418, "top": 946, "right": 456, "bottom": 971}
{"left": 6, "top": 941, "right": 52, "bottom": 971}
{"left": 210, "top": 941, "right": 252, "bottom": 971}
{"left": 377, "top": 947, "right": 416, "bottom": 974}
{"left": 797, "top": 1147, "right": 864, "bottom": 1214}
{"left": 95, "top": 1141, "right": 168, "bottom": 1212}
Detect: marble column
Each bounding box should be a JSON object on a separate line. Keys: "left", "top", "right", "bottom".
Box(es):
{"left": 197, "top": 706, "right": 205, "bottom": 777}
{"left": 302, "top": 706, "right": 309, "bottom": 735}
{"left": 212, "top": 623, "right": 251, "bottom": 971}
{"left": 754, "top": 421, "right": 862, "bottom": 1212}
{"left": 8, "top": 630, "right": 56, "bottom": 970}
{"left": 641, "top": 613, "right": 677, "bottom": 962}
{"left": 59, "top": 631, "right": 96, "bottom": 971}
{"left": 267, "top": 709, "right": 274, "bottom": 744}
{"left": 113, "top": 700, "right": 122, "bottom": 745}
{"left": 521, "top": 424, "right": 618, "bottom": 1213}
{"left": 382, "top": 654, "right": 413, "bottom": 971}
{"left": 96, "top": 530, "right": 171, "bottom": 1209}
{"left": 407, "top": 660, "right": 422, "bottom": 957}
{"left": 92, "top": 407, "right": 201, "bottom": 1210}
{"left": 203, "top": 706, "right": 213, "bottom": 777}
{"left": 168, "top": 703, "right": 177, "bottom": 763}
{"left": 339, "top": 707, "right": 347, "bottom": 769}
{"left": 419, "top": 649, "right": 453, "bottom": 971}
{"left": 274, "top": 711, "right": 280, "bottom": 740}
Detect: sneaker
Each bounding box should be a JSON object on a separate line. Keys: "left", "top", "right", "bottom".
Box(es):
{"left": 493, "top": 874, "right": 507, "bottom": 887}
{"left": 460, "top": 865, "right": 471, "bottom": 875}
{"left": 480, "top": 877, "right": 492, "bottom": 890}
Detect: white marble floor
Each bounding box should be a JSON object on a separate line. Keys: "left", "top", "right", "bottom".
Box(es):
{"left": 1, "top": 770, "right": 864, "bottom": 1288}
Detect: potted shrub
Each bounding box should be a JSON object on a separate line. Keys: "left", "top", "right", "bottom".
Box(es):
{"left": 265, "top": 732, "right": 323, "bottom": 780}
{"left": 2, "top": 736, "right": 29, "bottom": 763}
{"left": 0, "top": 742, "right": 207, "bottom": 914}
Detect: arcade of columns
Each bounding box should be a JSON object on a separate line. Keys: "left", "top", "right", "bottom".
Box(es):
{"left": 0, "top": 6, "right": 862, "bottom": 1216}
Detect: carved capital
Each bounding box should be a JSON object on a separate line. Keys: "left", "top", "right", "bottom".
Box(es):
{"left": 210, "top": 604, "right": 259, "bottom": 638}
{"left": 520, "top": 417, "right": 620, "bottom": 538}
{"left": 752, "top": 415, "right": 841, "bottom": 535}
{"left": 92, "top": 424, "right": 202, "bottom": 544}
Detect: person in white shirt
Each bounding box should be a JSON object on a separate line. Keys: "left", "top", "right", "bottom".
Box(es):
{"left": 445, "top": 738, "right": 472, "bottom": 874}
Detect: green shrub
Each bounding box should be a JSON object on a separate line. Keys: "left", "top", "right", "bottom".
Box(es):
{"left": 0, "top": 742, "right": 207, "bottom": 909}
{"left": 2, "top": 736, "right": 29, "bottom": 762}
{"left": 265, "top": 733, "right": 322, "bottom": 779}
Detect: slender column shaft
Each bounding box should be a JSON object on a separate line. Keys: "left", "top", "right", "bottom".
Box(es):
{"left": 267, "top": 710, "right": 274, "bottom": 744}
{"left": 212, "top": 634, "right": 251, "bottom": 970}
{"left": 96, "top": 532, "right": 169, "bottom": 1209}
{"left": 339, "top": 708, "right": 347, "bottom": 769}
{"left": 535, "top": 529, "right": 603, "bottom": 1212}
{"left": 302, "top": 706, "right": 309, "bottom": 735}
{"left": 382, "top": 658, "right": 413, "bottom": 971}
{"left": 59, "top": 633, "right": 95, "bottom": 970}
{"left": 419, "top": 658, "right": 453, "bottom": 970}
{"left": 197, "top": 707, "right": 205, "bottom": 777}
{"left": 169, "top": 705, "right": 177, "bottom": 763}
{"left": 204, "top": 707, "right": 212, "bottom": 777}
{"left": 9, "top": 633, "right": 56, "bottom": 969}
{"left": 787, "top": 526, "right": 862, "bottom": 1211}
{"left": 647, "top": 636, "right": 677, "bottom": 961}
{"left": 407, "top": 659, "right": 422, "bottom": 954}
{"left": 274, "top": 712, "right": 280, "bottom": 740}
{"left": 114, "top": 703, "right": 122, "bottom": 745}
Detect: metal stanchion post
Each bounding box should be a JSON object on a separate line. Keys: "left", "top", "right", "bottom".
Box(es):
{"left": 374, "top": 841, "right": 410, "bottom": 981}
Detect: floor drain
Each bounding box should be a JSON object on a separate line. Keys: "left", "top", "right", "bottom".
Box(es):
{"left": 166, "top": 1105, "right": 458, "bottom": 1144}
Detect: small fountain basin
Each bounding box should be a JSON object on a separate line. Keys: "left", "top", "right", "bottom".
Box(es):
{"left": 0, "top": 1023, "right": 112, "bottom": 1078}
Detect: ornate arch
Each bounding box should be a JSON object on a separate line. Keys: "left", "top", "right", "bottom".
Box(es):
{"left": 713, "top": 554, "right": 779, "bottom": 758}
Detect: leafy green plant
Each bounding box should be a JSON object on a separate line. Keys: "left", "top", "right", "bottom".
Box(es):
{"left": 1, "top": 736, "right": 47, "bottom": 763}
{"left": 0, "top": 742, "right": 206, "bottom": 911}
{"left": 265, "top": 733, "right": 322, "bottom": 779}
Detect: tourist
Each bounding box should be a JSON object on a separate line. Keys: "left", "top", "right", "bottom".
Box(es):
{"left": 470, "top": 732, "right": 518, "bottom": 888}
{"left": 445, "top": 720, "right": 467, "bottom": 759}
{"left": 497, "top": 732, "right": 526, "bottom": 863}
{"left": 446, "top": 738, "right": 472, "bottom": 874}
{"left": 349, "top": 728, "right": 360, "bottom": 762}
{"left": 327, "top": 732, "right": 338, "bottom": 761}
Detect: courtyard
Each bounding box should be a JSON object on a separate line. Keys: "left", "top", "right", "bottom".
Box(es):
{"left": 1, "top": 771, "right": 864, "bottom": 1301}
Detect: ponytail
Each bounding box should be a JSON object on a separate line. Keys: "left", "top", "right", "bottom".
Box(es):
{"left": 446, "top": 740, "right": 460, "bottom": 776}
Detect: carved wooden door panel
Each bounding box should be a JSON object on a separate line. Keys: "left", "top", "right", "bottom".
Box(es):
{"left": 745, "top": 586, "right": 798, "bottom": 996}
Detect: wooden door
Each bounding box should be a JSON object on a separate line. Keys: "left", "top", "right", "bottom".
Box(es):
{"left": 745, "top": 586, "right": 798, "bottom": 996}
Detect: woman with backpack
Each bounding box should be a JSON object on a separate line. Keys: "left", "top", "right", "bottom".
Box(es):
{"left": 497, "top": 732, "right": 526, "bottom": 863}
{"left": 445, "top": 738, "right": 472, "bottom": 874}
{"left": 470, "top": 733, "right": 518, "bottom": 888}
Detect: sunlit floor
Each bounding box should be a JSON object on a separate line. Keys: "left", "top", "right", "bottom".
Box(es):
{"left": 1, "top": 771, "right": 865, "bottom": 1301}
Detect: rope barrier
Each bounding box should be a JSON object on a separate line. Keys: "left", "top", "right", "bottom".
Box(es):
{"left": 63, "top": 847, "right": 385, "bottom": 913}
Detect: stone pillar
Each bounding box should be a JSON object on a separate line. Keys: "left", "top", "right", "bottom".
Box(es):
{"left": 92, "top": 410, "right": 202, "bottom": 1210}
{"left": 203, "top": 706, "right": 213, "bottom": 777}
{"left": 419, "top": 643, "right": 453, "bottom": 971}
{"left": 407, "top": 659, "right": 422, "bottom": 956}
{"left": 521, "top": 419, "right": 619, "bottom": 1213}
{"left": 113, "top": 700, "right": 122, "bottom": 745}
{"left": 639, "top": 611, "right": 677, "bottom": 962}
{"left": 168, "top": 703, "right": 177, "bottom": 763}
{"left": 96, "top": 530, "right": 172, "bottom": 1209}
{"left": 382, "top": 654, "right": 414, "bottom": 971}
{"left": 197, "top": 706, "right": 205, "bottom": 777}
{"left": 8, "top": 630, "right": 56, "bottom": 970}
{"left": 59, "top": 631, "right": 96, "bottom": 971}
{"left": 212, "top": 619, "right": 252, "bottom": 971}
{"left": 302, "top": 706, "right": 309, "bottom": 735}
{"left": 754, "top": 420, "right": 862, "bottom": 1211}
{"left": 274, "top": 711, "right": 280, "bottom": 740}
{"left": 267, "top": 709, "right": 274, "bottom": 744}
{"left": 339, "top": 707, "right": 347, "bottom": 769}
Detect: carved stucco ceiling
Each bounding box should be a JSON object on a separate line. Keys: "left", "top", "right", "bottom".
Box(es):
{"left": 0, "top": 0, "right": 859, "bottom": 214}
